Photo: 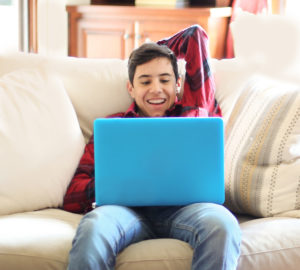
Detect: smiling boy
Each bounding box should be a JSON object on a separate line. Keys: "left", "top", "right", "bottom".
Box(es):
{"left": 127, "top": 57, "right": 178, "bottom": 117}
{"left": 64, "top": 25, "right": 241, "bottom": 270}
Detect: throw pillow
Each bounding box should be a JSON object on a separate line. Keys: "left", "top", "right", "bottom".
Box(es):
{"left": 0, "top": 68, "right": 85, "bottom": 215}
{"left": 224, "top": 75, "right": 300, "bottom": 217}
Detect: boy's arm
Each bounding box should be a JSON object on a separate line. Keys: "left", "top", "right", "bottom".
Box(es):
{"left": 157, "top": 25, "right": 221, "bottom": 117}
{"left": 63, "top": 136, "right": 95, "bottom": 214}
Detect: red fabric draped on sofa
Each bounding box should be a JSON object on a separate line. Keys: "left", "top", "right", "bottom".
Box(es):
{"left": 225, "top": 0, "right": 269, "bottom": 58}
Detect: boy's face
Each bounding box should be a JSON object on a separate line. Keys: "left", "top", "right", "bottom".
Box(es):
{"left": 127, "top": 57, "right": 180, "bottom": 117}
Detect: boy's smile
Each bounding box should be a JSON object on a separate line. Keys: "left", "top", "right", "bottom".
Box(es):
{"left": 127, "top": 57, "right": 180, "bottom": 117}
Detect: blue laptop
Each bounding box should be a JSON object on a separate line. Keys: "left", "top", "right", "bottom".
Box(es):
{"left": 94, "top": 117, "right": 224, "bottom": 206}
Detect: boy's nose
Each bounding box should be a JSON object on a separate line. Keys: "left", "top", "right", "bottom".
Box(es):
{"left": 150, "top": 81, "right": 162, "bottom": 93}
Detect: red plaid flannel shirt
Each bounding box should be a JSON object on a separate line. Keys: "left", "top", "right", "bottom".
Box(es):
{"left": 63, "top": 25, "right": 221, "bottom": 213}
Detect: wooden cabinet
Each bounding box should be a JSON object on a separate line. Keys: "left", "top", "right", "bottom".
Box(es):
{"left": 77, "top": 18, "right": 133, "bottom": 59}
{"left": 66, "top": 5, "right": 231, "bottom": 59}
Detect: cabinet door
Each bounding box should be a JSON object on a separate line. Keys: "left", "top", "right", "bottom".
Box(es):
{"left": 137, "top": 20, "right": 194, "bottom": 44}
{"left": 78, "top": 20, "right": 134, "bottom": 59}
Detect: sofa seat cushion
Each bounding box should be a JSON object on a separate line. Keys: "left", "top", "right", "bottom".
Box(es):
{"left": 0, "top": 209, "right": 82, "bottom": 270}
{"left": 1, "top": 210, "right": 300, "bottom": 270}
{"left": 237, "top": 216, "right": 300, "bottom": 270}
{"left": 116, "top": 239, "right": 193, "bottom": 270}
{"left": 115, "top": 215, "right": 300, "bottom": 270}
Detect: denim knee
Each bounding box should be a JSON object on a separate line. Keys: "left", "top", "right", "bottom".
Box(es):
{"left": 173, "top": 203, "right": 241, "bottom": 270}
{"left": 193, "top": 203, "right": 240, "bottom": 244}
{"left": 167, "top": 203, "right": 241, "bottom": 249}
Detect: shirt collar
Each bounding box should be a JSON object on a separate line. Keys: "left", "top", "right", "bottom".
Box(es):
{"left": 123, "top": 102, "right": 140, "bottom": 117}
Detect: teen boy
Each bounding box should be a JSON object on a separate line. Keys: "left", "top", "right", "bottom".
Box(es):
{"left": 64, "top": 25, "right": 241, "bottom": 270}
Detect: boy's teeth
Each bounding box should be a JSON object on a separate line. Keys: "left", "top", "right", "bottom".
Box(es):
{"left": 148, "top": 99, "right": 165, "bottom": 104}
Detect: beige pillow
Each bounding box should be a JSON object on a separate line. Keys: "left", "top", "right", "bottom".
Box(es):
{"left": 0, "top": 68, "right": 85, "bottom": 215}
{"left": 224, "top": 75, "right": 300, "bottom": 217}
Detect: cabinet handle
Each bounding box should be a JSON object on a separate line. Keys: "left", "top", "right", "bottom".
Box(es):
{"left": 123, "top": 33, "right": 129, "bottom": 40}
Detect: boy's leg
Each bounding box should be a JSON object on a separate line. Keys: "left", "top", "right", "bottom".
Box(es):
{"left": 147, "top": 203, "right": 241, "bottom": 270}
{"left": 67, "top": 205, "right": 154, "bottom": 270}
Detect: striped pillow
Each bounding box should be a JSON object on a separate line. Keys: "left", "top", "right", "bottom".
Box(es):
{"left": 224, "top": 75, "right": 300, "bottom": 217}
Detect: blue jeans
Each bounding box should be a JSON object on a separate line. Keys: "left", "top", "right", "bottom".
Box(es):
{"left": 67, "top": 203, "right": 241, "bottom": 270}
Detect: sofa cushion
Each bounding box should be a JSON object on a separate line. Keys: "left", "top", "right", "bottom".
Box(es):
{"left": 0, "top": 53, "right": 187, "bottom": 143}
{"left": 51, "top": 57, "right": 132, "bottom": 142}
{"left": 0, "top": 53, "right": 132, "bottom": 143}
{"left": 237, "top": 216, "right": 300, "bottom": 270}
{"left": 0, "top": 209, "right": 82, "bottom": 270}
{"left": 223, "top": 75, "right": 300, "bottom": 217}
{"left": 1, "top": 210, "right": 300, "bottom": 270}
{"left": 115, "top": 214, "right": 300, "bottom": 270}
{"left": 1, "top": 210, "right": 299, "bottom": 270}
{"left": 211, "top": 57, "right": 252, "bottom": 125}
{"left": 116, "top": 239, "right": 193, "bottom": 270}
{"left": 0, "top": 68, "right": 85, "bottom": 215}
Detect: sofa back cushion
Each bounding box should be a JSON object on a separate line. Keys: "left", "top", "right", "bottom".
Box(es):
{"left": 0, "top": 53, "right": 132, "bottom": 142}
{"left": 0, "top": 53, "right": 188, "bottom": 143}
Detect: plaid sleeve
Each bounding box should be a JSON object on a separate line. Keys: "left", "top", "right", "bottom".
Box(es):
{"left": 62, "top": 112, "right": 128, "bottom": 214}
{"left": 157, "top": 25, "right": 221, "bottom": 117}
{"left": 63, "top": 136, "right": 95, "bottom": 214}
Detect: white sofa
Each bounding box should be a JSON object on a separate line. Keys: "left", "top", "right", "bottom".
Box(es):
{"left": 1, "top": 11, "right": 300, "bottom": 270}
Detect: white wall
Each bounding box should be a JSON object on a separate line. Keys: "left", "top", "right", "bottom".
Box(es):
{"left": 285, "top": 0, "right": 300, "bottom": 16}
{"left": 38, "top": 0, "right": 90, "bottom": 56}
{"left": 0, "top": 0, "right": 20, "bottom": 53}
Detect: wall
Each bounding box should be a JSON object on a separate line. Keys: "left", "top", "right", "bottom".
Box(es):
{"left": 38, "top": 0, "right": 89, "bottom": 56}
{"left": 285, "top": 0, "right": 300, "bottom": 16}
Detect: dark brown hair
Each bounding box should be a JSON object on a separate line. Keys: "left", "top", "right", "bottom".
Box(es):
{"left": 128, "top": 42, "right": 179, "bottom": 85}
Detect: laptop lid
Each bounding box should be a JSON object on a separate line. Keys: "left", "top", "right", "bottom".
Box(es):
{"left": 94, "top": 117, "right": 224, "bottom": 206}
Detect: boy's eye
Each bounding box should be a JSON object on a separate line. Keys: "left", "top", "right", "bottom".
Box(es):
{"left": 161, "top": 79, "right": 170, "bottom": 83}
{"left": 141, "top": 81, "right": 150, "bottom": 85}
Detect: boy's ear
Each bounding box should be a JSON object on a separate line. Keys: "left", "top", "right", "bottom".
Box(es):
{"left": 127, "top": 80, "right": 135, "bottom": 99}
{"left": 176, "top": 77, "right": 182, "bottom": 95}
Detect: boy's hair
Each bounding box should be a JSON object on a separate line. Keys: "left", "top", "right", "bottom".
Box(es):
{"left": 128, "top": 42, "right": 179, "bottom": 85}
